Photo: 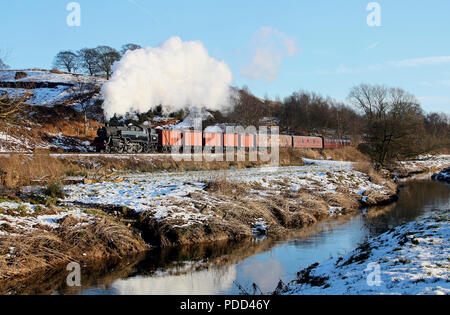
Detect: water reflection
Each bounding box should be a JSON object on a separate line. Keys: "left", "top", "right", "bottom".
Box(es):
{"left": 89, "top": 266, "right": 237, "bottom": 295}
{"left": 362, "top": 180, "right": 450, "bottom": 236}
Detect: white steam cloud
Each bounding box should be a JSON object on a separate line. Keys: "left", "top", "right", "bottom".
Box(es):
{"left": 101, "top": 37, "right": 233, "bottom": 120}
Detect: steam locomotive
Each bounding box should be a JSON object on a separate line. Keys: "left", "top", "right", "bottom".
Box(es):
{"left": 93, "top": 125, "right": 351, "bottom": 153}
{"left": 93, "top": 125, "right": 159, "bottom": 153}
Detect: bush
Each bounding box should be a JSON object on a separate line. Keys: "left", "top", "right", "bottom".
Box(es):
{"left": 50, "top": 68, "right": 64, "bottom": 74}
{"left": 43, "top": 182, "right": 66, "bottom": 199}
{"left": 14, "top": 72, "right": 28, "bottom": 80}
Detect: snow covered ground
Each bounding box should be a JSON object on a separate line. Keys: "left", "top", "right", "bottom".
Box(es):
{"left": 0, "top": 131, "right": 33, "bottom": 152}
{"left": 62, "top": 162, "right": 391, "bottom": 227}
{"left": 282, "top": 209, "right": 450, "bottom": 295}
{"left": 0, "top": 132, "right": 95, "bottom": 153}
{"left": 0, "top": 70, "right": 104, "bottom": 108}
{"left": 0, "top": 70, "right": 101, "bottom": 84}
{"left": 0, "top": 201, "right": 94, "bottom": 236}
{"left": 397, "top": 155, "right": 450, "bottom": 177}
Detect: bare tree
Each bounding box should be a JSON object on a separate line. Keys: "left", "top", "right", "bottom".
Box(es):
{"left": 121, "top": 43, "right": 142, "bottom": 55}
{"left": 53, "top": 50, "right": 79, "bottom": 73}
{"left": 423, "top": 112, "right": 450, "bottom": 152}
{"left": 425, "top": 112, "right": 449, "bottom": 137}
{"left": 0, "top": 49, "right": 10, "bottom": 69}
{"left": 77, "top": 48, "right": 100, "bottom": 76}
{"left": 349, "top": 84, "right": 426, "bottom": 166}
{"left": 0, "top": 58, "right": 8, "bottom": 69}
{"left": 95, "top": 46, "right": 121, "bottom": 80}
{"left": 228, "top": 87, "right": 271, "bottom": 127}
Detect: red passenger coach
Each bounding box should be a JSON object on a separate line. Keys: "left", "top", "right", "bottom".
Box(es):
{"left": 323, "top": 137, "right": 351, "bottom": 149}
{"left": 157, "top": 129, "right": 183, "bottom": 151}
{"left": 183, "top": 131, "right": 203, "bottom": 149}
{"left": 224, "top": 133, "right": 256, "bottom": 149}
{"left": 279, "top": 135, "right": 293, "bottom": 148}
{"left": 203, "top": 132, "right": 223, "bottom": 149}
{"left": 256, "top": 135, "right": 292, "bottom": 148}
{"left": 293, "top": 136, "right": 323, "bottom": 149}
{"left": 243, "top": 134, "right": 257, "bottom": 149}
{"left": 224, "top": 133, "right": 238, "bottom": 148}
{"left": 323, "top": 137, "right": 336, "bottom": 149}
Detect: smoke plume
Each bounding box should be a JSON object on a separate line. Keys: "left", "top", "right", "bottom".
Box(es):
{"left": 101, "top": 37, "right": 233, "bottom": 120}
{"left": 241, "top": 26, "right": 299, "bottom": 82}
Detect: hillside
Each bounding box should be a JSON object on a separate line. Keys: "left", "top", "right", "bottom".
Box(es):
{"left": 0, "top": 69, "right": 104, "bottom": 108}
{"left": 0, "top": 69, "right": 105, "bottom": 152}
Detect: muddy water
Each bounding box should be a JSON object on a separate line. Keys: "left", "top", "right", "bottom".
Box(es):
{"left": 27, "top": 180, "right": 450, "bottom": 295}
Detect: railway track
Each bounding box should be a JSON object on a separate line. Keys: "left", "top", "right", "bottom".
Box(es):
{"left": 0, "top": 152, "right": 227, "bottom": 158}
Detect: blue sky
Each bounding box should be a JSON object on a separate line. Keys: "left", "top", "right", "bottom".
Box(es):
{"left": 1, "top": 0, "right": 449, "bottom": 113}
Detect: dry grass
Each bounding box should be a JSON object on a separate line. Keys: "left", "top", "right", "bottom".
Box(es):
{"left": 279, "top": 148, "right": 310, "bottom": 165}
{"left": 354, "top": 161, "right": 398, "bottom": 201}
{"left": 29, "top": 104, "right": 103, "bottom": 140}
{"left": 354, "top": 161, "right": 395, "bottom": 188}
{"left": 137, "top": 173, "right": 383, "bottom": 247}
{"left": 204, "top": 176, "right": 253, "bottom": 197}
{"left": 323, "top": 192, "right": 361, "bottom": 211}
{"left": 50, "top": 68, "right": 65, "bottom": 74}
{"left": 0, "top": 151, "right": 275, "bottom": 191}
{"left": 292, "top": 148, "right": 322, "bottom": 160}
{"left": 0, "top": 214, "right": 146, "bottom": 283}
{"left": 322, "top": 147, "right": 369, "bottom": 162}
{"left": 0, "top": 150, "right": 80, "bottom": 189}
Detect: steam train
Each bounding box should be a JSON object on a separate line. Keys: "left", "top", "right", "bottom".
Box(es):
{"left": 93, "top": 125, "right": 351, "bottom": 153}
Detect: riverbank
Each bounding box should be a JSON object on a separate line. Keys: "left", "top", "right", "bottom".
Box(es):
{"left": 393, "top": 155, "right": 450, "bottom": 180}
{"left": 1, "top": 155, "right": 448, "bottom": 292}
{"left": 0, "top": 157, "right": 398, "bottom": 286}
{"left": 0, "top": 204, "right": 146, "bottom": 289}
{"left": 278, "top": 208, "right": 449, "bottom": 295}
